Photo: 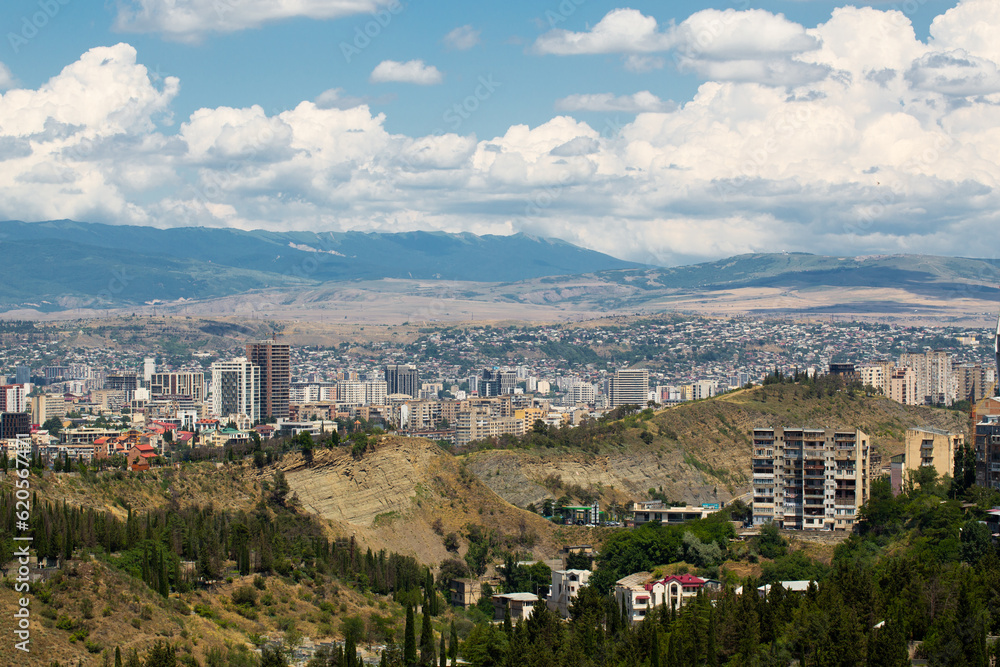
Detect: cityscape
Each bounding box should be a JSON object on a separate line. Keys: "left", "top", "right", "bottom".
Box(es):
{"left": 4, "top": 0, "right": 1000, "bottom": 664}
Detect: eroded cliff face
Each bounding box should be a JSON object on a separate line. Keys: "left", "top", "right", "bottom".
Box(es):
{"left": 463, "top": 448, "right": 734, "bottom": 511}
{"left": 282, "top": 439, "right": 443, "bottom": 526}
{"left": 276, "top": 437, "right": 566, "bottom": 564}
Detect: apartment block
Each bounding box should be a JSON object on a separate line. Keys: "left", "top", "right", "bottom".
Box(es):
{"left": 975, "top": 416, "right": 1000, "bottom": 490}
{"left": 30, "top": 394, "right": 66, "bottom": 427}
{"left": 903, "top": 427, "right": 964, "bottom": 482}
{"left": 384, "top": 364, "right": 420, "bottom": 398}
{"left": 887, "top": 367, "right": 919, "bottom": 406}
{"left": 150, "top": 372, "right": 205, "bottom": 403}
{"left": 210, "top": 358, "right": 260, "bottom": 421}
{"left": 610, "top": 368, "right": 649, "bottom": 407}
{"left": 899, "top": 350, "right": 955, "bottom": 405}
{"left": 752, "top": 427, "right": 870, "bottom": 531}
{"left": 247, "top": 341, "right": 291, "bottom": 419}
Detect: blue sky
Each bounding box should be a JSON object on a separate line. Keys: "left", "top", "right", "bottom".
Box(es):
{"left": 0, "top": 0, "right": 996, "bottom": 266}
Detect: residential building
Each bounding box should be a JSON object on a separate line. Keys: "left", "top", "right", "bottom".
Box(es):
{"left": 614, "top": 572, "right": 707, "bottom": 624}
{"left": 903, "top": 427, "right": 964, "bottom": 482}
{"left": 630, "top": 502, "right": 714, "bottom": 527}
{"left": 0, "top": 384, "right": 27, "bottom": 413}
{"left": 143, "top": 358, "right": 156, "bottom": 383}
{"left": 0, "top": 412, "right": 30, "bottom": 440}
{"left": 547, "top": 569, "right": 591, "bottom": 618}
{"left": 456, "top": 404, "right": 525, "bottom": 446}
{"left": 150, "top": 372, "right": 205, "bottom": 403}
{"left": 956, "top": 363, "right": 991, "bottom": 404}
{"left": 752, "top": 427, "right": 870, "bottom": 531}
{"left": 899, "top": 350, "right": 955, "bottom": 405}
{"left": 364, "top": 380, "right": 388, "bottom": 406}
{"left": 610, "top": 368, "right": 649, "bottom": 407}
{"left": 247, "top": 341, "right": 291, "bottom": 419}
{"left": 210, "top": 358, "right": 260, "bottom": 422}
{"left": 492, "top": 593, "right": 539, "bottom": 622}
{"left": 478, "top": 369, "right": 516, "bottom": 397}
{"left": 450, "top": 579, "right": 481, "bottom": 608}
{"left": 384, "top": 364, "right": 420, "bottom": 398}
{"left": 887, "top": 367, "right": 919, "bottom": 406}
{"left": 29, "top": 394, "right": 66, "bottom": 427}
{"left": 975, "top": 415, "right": 1000, "bottom": 490}
{"left": 106, "top": 373, "right": 140, "bottom": 400}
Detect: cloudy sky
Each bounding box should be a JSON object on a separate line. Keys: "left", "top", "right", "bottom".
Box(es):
{"left": 0, "top": 0, "right": 998, "bottom": 267}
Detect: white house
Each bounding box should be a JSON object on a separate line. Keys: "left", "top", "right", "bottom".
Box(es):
{"left": 547, "top": 569, "right": 591, "bottom": 618}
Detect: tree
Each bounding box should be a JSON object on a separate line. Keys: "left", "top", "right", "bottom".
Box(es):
{"left": 260, "top": 646, "right": 288, "bottom": 667}
{"left": 420, "top": 600, "right": 436, "bottom": 665}
{"left": 42, "top": 416, "right": 63, "bottom": 435}
{"left": 449, "top": 620, "right": 458, "bottom": 666}
{"left": 404, "top": 603, "right": 417, "bottom": 666}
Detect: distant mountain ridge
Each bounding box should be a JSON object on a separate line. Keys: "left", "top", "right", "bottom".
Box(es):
{"left": 0, "top": 220, "right": 643, "bottom": 311}
{"left": 2, "top": 220, "right": 998, "bottom": 315}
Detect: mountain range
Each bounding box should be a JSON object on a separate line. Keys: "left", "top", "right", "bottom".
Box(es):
{"left": 2, "top": 219, "right": 999, "bottom": 317}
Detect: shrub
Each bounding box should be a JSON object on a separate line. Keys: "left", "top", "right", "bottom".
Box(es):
{"left": 232, "top": 585, "right": 258, "bottom": 608}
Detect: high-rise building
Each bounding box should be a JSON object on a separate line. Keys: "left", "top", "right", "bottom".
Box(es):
{"left": 0, "top": 412, "right": 30, "bottom": 440}
{"left": 752, "top": 427, "right": 870, "bottom": 531}
{"left": 150, "top": 373, "right": 206, "bottom": 402}
{"left": 994, "top": 312, "right": 1000, "bottom": 396}
{"left": 0, "top": 385, "right": 27, "bottom": 413}
{"left": 143, "top": 357, "right": 156, "bottom": 383}
{"left": 106, "top": 373, "right": 139, "bottom": 402}
{"left": 899, "top": 350, "right": 955, "bottom": 405}
{"left": 477, "top": 369, "right": 516, "bottom": 397}
{"left": 887, "top": 367, "right": 919, "bottom": 406}
{"left": 211, "top": 358, "right": 260, "bottom": 421}
{"left": 247, "top": 341, "right": 291, "bottom": 419}
{"left": 30, "top": 394, "right": 66, "bottom": 427}
{"left": 956, "top": 363, "right": 990, "bottom": 404}
{"left": 15, "top": 366, "right": 30, "bottom": 385}
{"left": 975, "top": 415, "right": 1000, "bottom": 489}
{"left": 384, "top": 364, "right": 420, "bottom": 397}
{"left": 610, "top": 368, "right": 649, "bottom": 407}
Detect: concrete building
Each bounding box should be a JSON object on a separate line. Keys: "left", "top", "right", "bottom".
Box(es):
{"left": 752, "top": 427, "right": 870, "bottom": 531}
{"left": 0, "top": 412, "right": 30, "bottom": 440}
{"left": 903, "top": 427, "right": 964, "bottom": 482}
{"left": 610, "top": 368, "right": 649, "bottom": 407}
{"left": 614, "top": 573, "right": 707, "bottom": 624}
{"left": 0, "top": 384, "right": 27, "bottom": 413}
{"left": 492, "top": 593, "right": 539, "bottom": 622}
{"left": 384, "top": 364, "right": 420, "bottom": 398}
{"left": 210, "top": 358, "right": 260, "bottom": 422}
{"left": 887, "top": 367, "right": 919, "bottom": 406}
{"left": 547, "top": 569, "right": 591, "bottom": 618}
{"left": 975, "top": 415, "right": 1000, "bottom": 490}
{"left": 15, "top": 366, "right": 30, "bottom": 385}
{"left": 247, "top": 341, "right": 291, "bottom": 419}
{"left": 899, "top": 350, "right": 955, "bottom": 405}
{"left": 29, "top": 394, "right": 66, "bottom": 427}
{"left": 150, "top": 372, "right": 205, "bottom": 403}
{"left": 630, "top": 502, "right": 714, "bottom": 526}
{"left": 450, "top": 579, "right": 481, "bottom": 608}
{"left": 956, "top": 363, "right": 991, "bottom": 404}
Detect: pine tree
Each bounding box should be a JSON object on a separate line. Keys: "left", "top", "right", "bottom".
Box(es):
{"left": 404, "top": 603, "right": 417, "bottom": 667}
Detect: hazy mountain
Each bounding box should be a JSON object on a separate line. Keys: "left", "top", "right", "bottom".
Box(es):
{"left": 0, "top": 220, "right": 643, "bottom": 311}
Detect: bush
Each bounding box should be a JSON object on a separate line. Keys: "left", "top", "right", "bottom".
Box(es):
{"left": 232, "top": 585, "right": 258, "bottom": 608}
{"left": 55, "top": 615, "right": 76, "bottom": 631}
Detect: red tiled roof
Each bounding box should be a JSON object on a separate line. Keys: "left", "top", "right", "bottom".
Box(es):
{"left": 659, "top": 574, "right": 705, "bottom": 586}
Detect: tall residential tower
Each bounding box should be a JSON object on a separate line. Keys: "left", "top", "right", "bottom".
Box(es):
{"left": 247, "top": 341, "right": 290, "bottom": 419}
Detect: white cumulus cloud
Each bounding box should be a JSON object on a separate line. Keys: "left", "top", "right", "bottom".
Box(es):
{"left": 114, "top": 0, "right": 391, "bottom": 41}
{"left": 444, "top": 25, "right": 480, "bottom": 50}
{"left": 555, "top": 92, "right": 676, "bottom": 113}
{"left": 370, "top": 60, "right": 443, "bottom": 85}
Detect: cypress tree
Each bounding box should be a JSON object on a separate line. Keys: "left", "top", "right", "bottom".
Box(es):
{"left": 404, "top": 603, "right": 417, "bottom": 667}
{"left": 420, "top": 601, "right": 436, "bottom": 666}
{"left": 449, "top": 619, "right": 458, "bottom": 666}
{"left": 114, "top": 647, "right": 122, "bottom": 667}
{"left": 439, "top": 633, "right": 447, "bottom": 667}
